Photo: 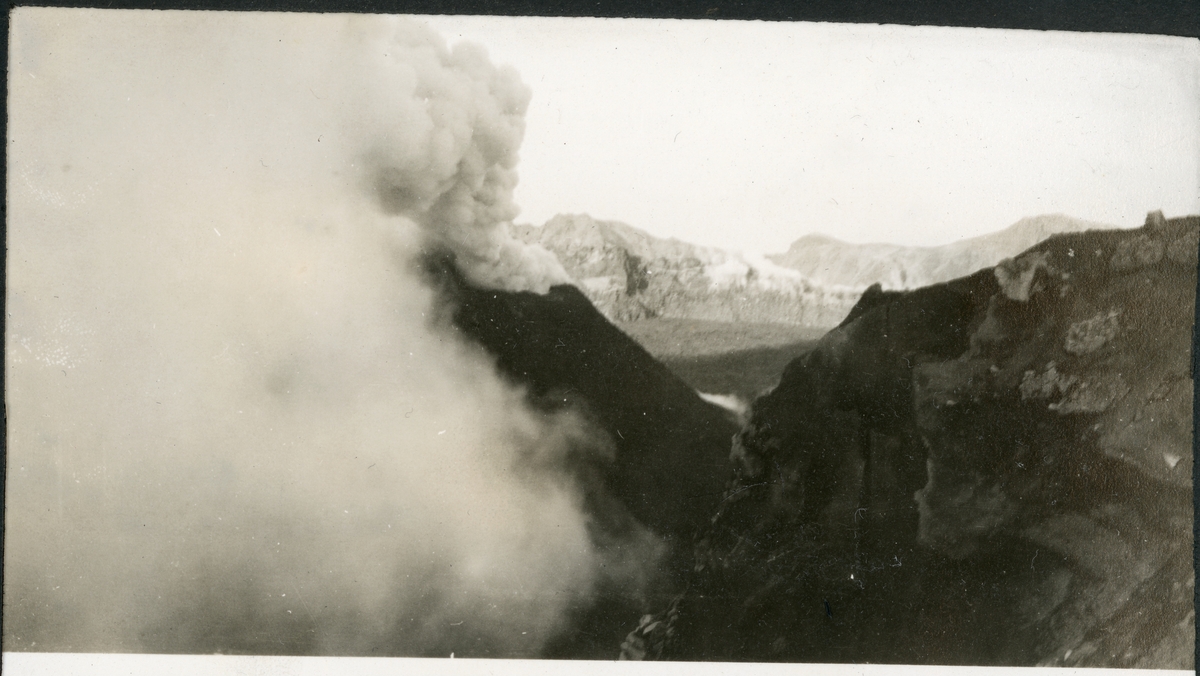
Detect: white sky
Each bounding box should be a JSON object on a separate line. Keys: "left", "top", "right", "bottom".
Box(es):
{"left": 421, "top": 15, "right": 1200, "bottom": 252}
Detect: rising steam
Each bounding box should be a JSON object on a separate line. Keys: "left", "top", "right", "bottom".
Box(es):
{"left": 6, "top": 10, "right": 605, "bottom": 656}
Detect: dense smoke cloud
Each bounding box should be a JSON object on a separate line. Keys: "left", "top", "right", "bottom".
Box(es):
{"left": 344, "top": 18, "right": 570, "bottom": 292}
{"left": 5, "top": 10, "right": 605, "bottom": 656}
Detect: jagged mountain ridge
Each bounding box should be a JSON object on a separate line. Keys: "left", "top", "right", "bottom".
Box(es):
{"left": 513, "top": 214, "right": 860, "bottom": 326}
{"left": 515, "top": 213, "right": 1114, "bottom": 326}
{"left": 769, "top": 213, "right": 1116, "bottom": 290}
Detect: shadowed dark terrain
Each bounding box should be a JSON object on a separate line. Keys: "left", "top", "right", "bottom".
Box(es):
{"left": 422, "top": 253, "right": 740, "bottom": 658}
{"left": 659, "top": 343, "right": 820, "bottom": 403}
{"left": 621, "top": 213, "right": 1198, "bottom": 668}
{"left": 614, "top": 319, "right": 826, "bottom": 402}
{"left": 413, "top": 214, "right": 1195, "bottom": 666}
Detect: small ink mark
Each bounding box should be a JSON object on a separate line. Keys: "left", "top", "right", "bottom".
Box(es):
{"left": 404, "top": 406, "right": 413, "bottom": 418}
{"left": 368, "top": 464, "right": 375, "bottom": 469}
{"left": 823, "top": 600, "right": 833, "bottom": 618}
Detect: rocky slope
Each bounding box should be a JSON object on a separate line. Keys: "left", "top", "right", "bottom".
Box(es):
{"left": 514, "top": 214, "right": 860, "bottom": 326}
{"left": 769, "top": 213, "right": 1116, "bottom": 291}
{"left": 422, "top": 253, "right": 739, "bottom": 658}
{"left": 621, "top": 212, "right": 1197, "bottom": 667}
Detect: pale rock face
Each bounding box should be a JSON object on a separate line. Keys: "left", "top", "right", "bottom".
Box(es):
{"left": 995, "top": 251, "right": 1054, "bottom": 301}
{"left": 514, "top": 214, "right": 860, "bottom": 326}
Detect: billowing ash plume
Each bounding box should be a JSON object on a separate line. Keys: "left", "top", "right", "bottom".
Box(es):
{"left": 5, "top": 10, "right": 608, "bottom": 657}
{"left": 345, "top": 19, "right": 570, "bottom": 292}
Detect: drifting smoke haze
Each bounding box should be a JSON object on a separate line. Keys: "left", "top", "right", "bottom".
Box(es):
{"left": 5, "top": 9, "right": 616, "bottom": 656}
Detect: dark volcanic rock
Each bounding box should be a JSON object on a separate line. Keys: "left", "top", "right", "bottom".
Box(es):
{"left": 625, "top": 214, "right": 1197, "bottom": 667}
{"left": 422, "top": 254, "right": 739, "bottom": 657}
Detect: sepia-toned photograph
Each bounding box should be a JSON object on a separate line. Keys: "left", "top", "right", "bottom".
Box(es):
{"left": 4, "top": 8, "right": 1198, "bottom": 673}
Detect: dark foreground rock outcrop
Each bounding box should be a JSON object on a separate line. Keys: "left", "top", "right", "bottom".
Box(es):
{"left": 624, "top": 213, "right": 1197, "bottom": 667}
{"left": 423, "top": 254, "right": 739, "bottom": 657}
